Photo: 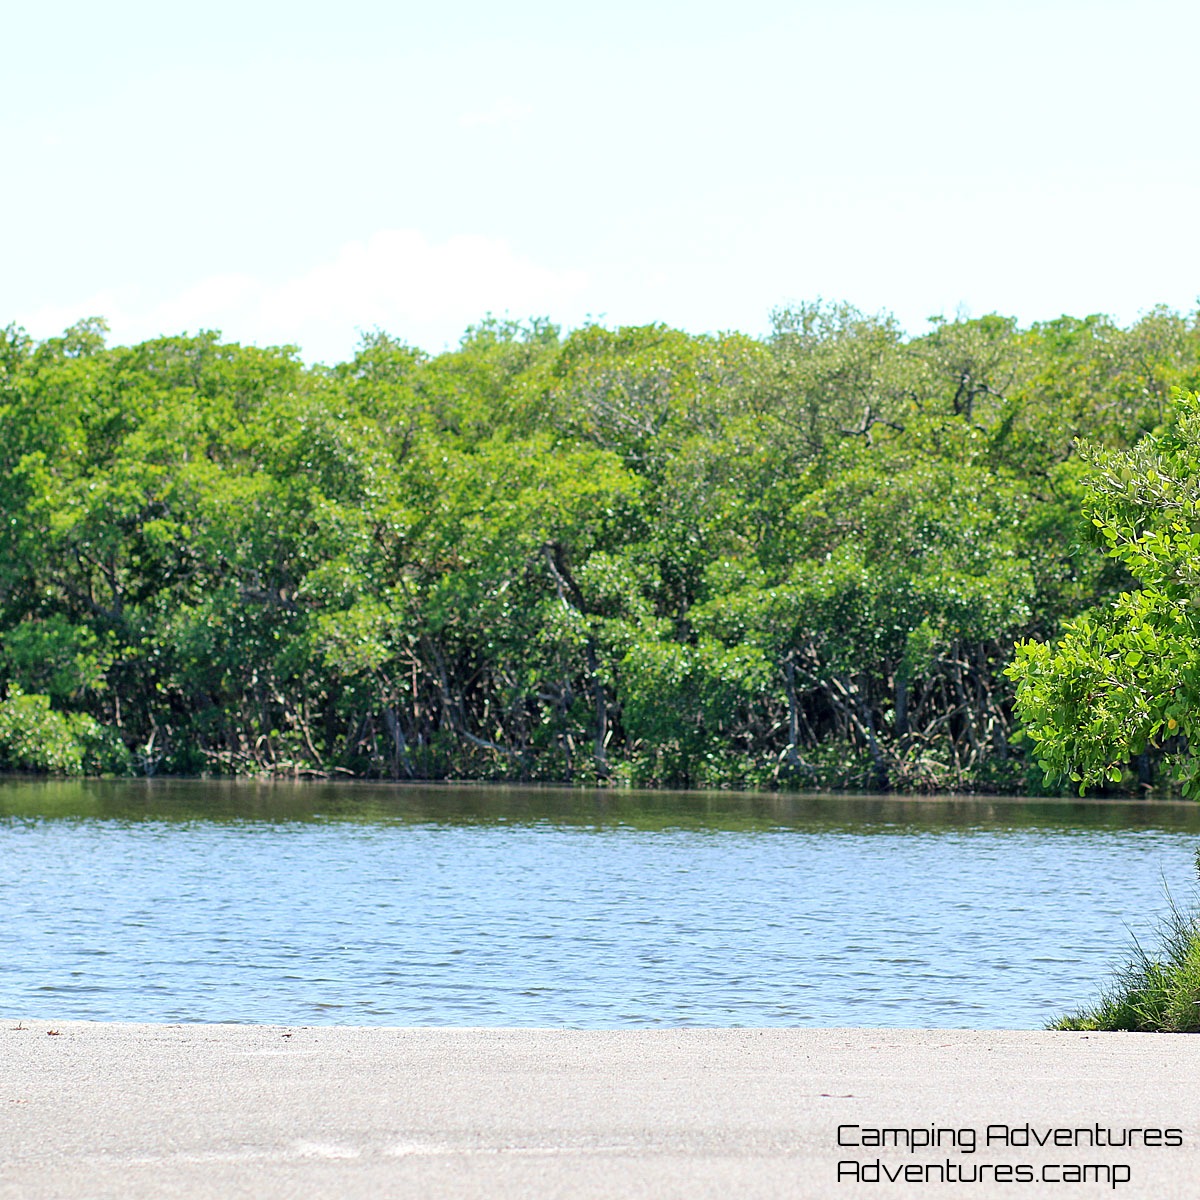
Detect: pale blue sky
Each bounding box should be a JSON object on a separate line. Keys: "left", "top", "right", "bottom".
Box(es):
{"left": 5, "top": 0, "right": 1197, "bottom": 361}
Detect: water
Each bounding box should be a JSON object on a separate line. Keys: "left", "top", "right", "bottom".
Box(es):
{"left": 3, "top": 779, "right": 1200, "bottom": 1028}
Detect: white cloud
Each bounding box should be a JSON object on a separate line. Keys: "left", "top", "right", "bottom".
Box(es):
{"left": 25, "top": 230, "right": 589, "bottom": 362}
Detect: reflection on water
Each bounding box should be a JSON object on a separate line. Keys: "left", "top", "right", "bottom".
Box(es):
{"left": 3, "top": 779, "right": 1199, "bottom": 1028}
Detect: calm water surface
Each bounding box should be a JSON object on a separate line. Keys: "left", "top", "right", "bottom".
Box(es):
{"left": 3, "top": 779, "right": 1199, "bottom": 1028}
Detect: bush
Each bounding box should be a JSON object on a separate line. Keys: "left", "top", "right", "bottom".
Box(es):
{"left": 0, "top": 688, "right": 131, "bottom": 776}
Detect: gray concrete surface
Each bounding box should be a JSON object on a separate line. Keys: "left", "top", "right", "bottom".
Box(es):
{"left": 2, "top": 1022, "right": 1197, "bottom": 1198}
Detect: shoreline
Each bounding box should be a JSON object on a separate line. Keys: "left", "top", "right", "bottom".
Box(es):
{"left": 4, "top": 1022, "right": 1199, "bottom": 1198}
{"left": 6, "top": 772, "right": 1194, "bottom": 803}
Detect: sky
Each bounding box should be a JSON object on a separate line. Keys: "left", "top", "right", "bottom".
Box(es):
{"left": 5, "top": 0, "right": 1198, "bottom": 363}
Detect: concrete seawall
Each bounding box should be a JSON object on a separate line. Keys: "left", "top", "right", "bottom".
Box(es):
{"left": 3, "top": 1022, "right": 1197, "bottom": 1198}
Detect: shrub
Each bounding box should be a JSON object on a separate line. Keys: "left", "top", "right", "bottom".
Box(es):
{"left": 0, "top": 688, "right": 131, "bottom": 776}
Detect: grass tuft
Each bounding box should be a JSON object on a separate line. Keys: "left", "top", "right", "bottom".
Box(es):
{"left": 1051, "top": 851, "right": 1200, "bottom": 1033}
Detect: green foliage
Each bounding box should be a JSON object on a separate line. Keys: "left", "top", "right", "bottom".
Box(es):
{"left": 0, "top": 688, "right": 130, "bottom": 775}
{"left": 1, "top": 307, "right": 1198, "bottom": 786}
{"left": 2, "top": 616, "right": 111, "bottom": 701}
{"left": 1009, "top": 389, "right": 1200, "bottom": 795}
{"left": 620, "top": 637, "right": 773, "bottom": 787}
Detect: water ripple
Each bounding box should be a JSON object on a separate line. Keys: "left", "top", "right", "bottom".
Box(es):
{"left": 2, "top": 797, "right": 1197, "bottom": 1027}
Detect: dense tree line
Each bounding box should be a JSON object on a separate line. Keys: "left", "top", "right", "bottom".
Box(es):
{"left": 1, "top": 305, "right": 1198, "bottom": 789}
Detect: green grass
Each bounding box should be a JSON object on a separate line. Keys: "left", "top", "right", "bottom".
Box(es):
{"left": 1051, "top": 852, "right": 1200, "bottom": 1032}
